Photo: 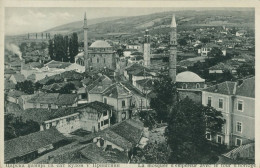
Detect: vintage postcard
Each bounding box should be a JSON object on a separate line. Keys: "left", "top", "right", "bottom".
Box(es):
{"left": 0, "top": 0, "right": 259, "bottom": 167}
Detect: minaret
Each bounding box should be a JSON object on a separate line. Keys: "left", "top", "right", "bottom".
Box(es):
{"left": 83, "top": 12, "right": 89, "bottom": 71}
{"left": 143, "top": 29, "right": 151, "bottom": 67}
{"left": 169, "top": 14, "right": 177, "bottom": 82}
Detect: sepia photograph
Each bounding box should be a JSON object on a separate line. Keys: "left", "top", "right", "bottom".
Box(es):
{"left": 3, "top": 7, "right": 255, "bottom": 165}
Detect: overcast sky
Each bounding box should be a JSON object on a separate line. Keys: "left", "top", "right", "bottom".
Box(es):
{"left": 5, "top": 7, "right": 253, "bottom": 36}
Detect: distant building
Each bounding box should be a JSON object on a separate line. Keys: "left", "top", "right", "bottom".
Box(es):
{"left": 209, "top": 62, "right": 237, "bottom": 74}
{"left": 9, "top": 73, "right": 26, "bottom": 84}
{"left": 198, "top": 44, "right": 226, "bottom": 57}
{"left": 82, "top": 13, "right": 116, "bottom": 72}
{"left": 202, "top": 77, "right": 255, "bottom": 147}
{"left": 236, "top": 30, "right": 247, "bottom": 37}
{"left": 21, "top": 93, "right": 78, "bottom": 110}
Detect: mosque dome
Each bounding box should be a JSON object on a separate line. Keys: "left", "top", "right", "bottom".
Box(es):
{"left": 90, "top": 40, "right": 111, "bottom": 48}
{"left": 176, "top": 71, "right": 205, "bottom": 83}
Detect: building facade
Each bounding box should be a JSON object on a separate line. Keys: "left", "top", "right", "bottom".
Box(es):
{"left": 202, "top": 77, "right": 255, "bottom": 147}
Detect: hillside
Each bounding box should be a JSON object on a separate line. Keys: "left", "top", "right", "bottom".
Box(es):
{"left": 5, "top": 9, "right": 254, "bottom": 43}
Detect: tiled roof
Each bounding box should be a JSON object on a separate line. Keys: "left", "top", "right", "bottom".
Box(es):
{"left": 97, "top": 119, "right": 144, "bottom": 151}
{"left": 4, "top": 80, "right": 16, "bottom": 90}
{"left": 45, "top": 60, "right": 71, "bottom": 69}
{"left": 7, "top": 90, "right": 27, "bottom": 98}
{"left": 11, "top": 74, "right": 26, "bottom": 83}
{"left": 110, "top": 119, "right": 144, "bottom": 146}
{"left": 5, "top": 128, "right": 66, "bottom": 161}
{"left": 203, "top": 81, "right": 237, "bottom": 95}
{"left": 87, "top": 75, "right": 113, "bottom": 93}
{"left": 136, "top": 78, "right": 153, "bottom": 89}
{"left": 223, "top": 143, "right": 254, "bottom": 160}
{"left": 19, "top": 107, "right": 78, "bottom": 124}
{"left": 55, "top": 94, "right": 78, "bottom": 105}
{"left": 236, "top": 77, "right": 255, "bottom": 98}
{"left": 121, "top": 81, "right": 145, "bottom": 97}
{"left": 103, "top": 83, "right": 132, "bottom": 98}
{"left": 28, "top": 93, "right": 60, "bottom": 104}
{"left": 125, "top": 63, "right": 150, "bottom": 73}
{"left": 5, "top": 69, "right": 16, "bottom": 74}
{"left": 80, "top": 101, "right": 113, "bottom": 112}
{"left": 80, "top": 143, "right": 128, "bottom": 163}
{"left": 204, "top": 77, "right": 255, "bottom": 98}
{"left": 209, "top": 62, "right": 235, "bottom": 70}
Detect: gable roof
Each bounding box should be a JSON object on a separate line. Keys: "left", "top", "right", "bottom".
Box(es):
{"left": 136, "top": 78, "right": 154, "bottom": 89}
{"left": 55, "top": 94, "right": 78, "bottom": 105}
{"left": 5, "top": 128, "right": 66, "bottom": 162}
{"left": 209, "top": 62, "right": 235, "bottom": 71}
{"left": 11, "top": 74, "right": 26, "bottom": 83}
{"left": 80, "top": 143, "right": 128, "bottom": 163}
{"left": 236, "top": 77, "right": 255, "bottom": 98}
{"left": 103, "top": 83, "right": 132, "bottom": 98}
{"left": 7, "top": 90, "right": 27, "bottom": 98}
{"left": 203, "top": 81, "right": 237, "bottom": 95}
{"left": 80, "top": 101, "right": 113, "bottom": 112}
{"left": 204, "top": 77, "right": 255, "bottom": 98}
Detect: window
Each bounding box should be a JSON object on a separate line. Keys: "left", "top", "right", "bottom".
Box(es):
{"left": 101, "top": 121, "right": 104, "bottom": 126}
{"left": 97, "top": 58, "right": 99, "bottom": 63}
{"left": 237, "top": 100, "right": 243, "bottom": 111}
{"left": 182, "top": 84, "right": 188, "bottom": 89}
{"left": 206, "top": 132, "right": 211, "bottom": 140}
{"left": 208, "top": 97, "right": 212, "bottom": 107}
{"left": 217, "top": 135, "right": 222, "bottom": 144}
{"left": 104, "top": 119, "right": 109, "bottom": 125}
{"left": 219, "top": 99, "right": 223, "bottom": 109}
{"left": 236, "top": 138, "right": 242, "bottom": 146}
{"left": 40, "top": 104, "right": 43, "bottom": 108}
{"left": 122, "top": 100, "right": 126, "bottom": 107}
{"left": 103, "top": 111, "right": 107, "bottom": 116}
{"left": 104, "top": 98, "right": 107, "bottom": 104}
{"left": 236, "top": 122, "right": 242, "bottom": 133}
{"left": 196, "top": 83, "right": 200, "bottom": 88}
{"left": 104, "top": 58, "right": 106, "bottom": 63}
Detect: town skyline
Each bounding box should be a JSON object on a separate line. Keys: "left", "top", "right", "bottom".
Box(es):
{"left": 5, "top": 7, "right": 254, "bottom": 36}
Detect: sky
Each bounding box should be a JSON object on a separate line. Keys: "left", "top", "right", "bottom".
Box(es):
{"left": 5, "top": 7, "right": 253, "bottom": 36}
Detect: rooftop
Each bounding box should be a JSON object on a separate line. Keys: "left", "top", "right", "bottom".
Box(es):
{"left": 5, "top": 128, "right": 66, "bottom": 162}
{"left": 90, "top": 40, "right": 111, "bottom": 48}
{"left": 176, "top": 71, "right": 205, "bottom": 83}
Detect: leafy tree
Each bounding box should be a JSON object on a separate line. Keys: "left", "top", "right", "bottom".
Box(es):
{"left": 208, "top": 47, "right": 223, "bottom": 58}
{"left": 237, "top": 63, "right": 255, "bottom": 78}
{"left": 200, "top": 37, "right": 210, "bottom": 43}
{"left": 5, "top": 114, "right": 40, "bottom": 141}
{"left": 164, "top": 98, "right": 225, "bottom": 163}
{"left": 34, "top": 82, "right": 43, "bottom": 91}
{"left": 131, "top": 142, "right": 170, "bottom": 164}
{"left": 116, "top": 49, "right": 124, "bottom": 57}
{"left": 15, "top": 80, "right": 34, "bottom": 94}
{"left": 150, "top": 75, "right": 177, "bottom": 122}
{"left": 59, "top": 83, "right": 76, "bottom": 94}
{"left": 40, "top": 42, "right": 47, "bottom": 50}
{"left": 138, "top": 110, "right": 157, "bottom": 130}
{"left": 178, "top": 38, "right": 187, "bottom": 46}
{"left": 30, "top": 42, "right": 37, "bottom": 49}
{"left": 19, "top": 42, "right": 27, "bottom": 53}
{"left": 69, "top": 32, "right": 79, "bottom": 63}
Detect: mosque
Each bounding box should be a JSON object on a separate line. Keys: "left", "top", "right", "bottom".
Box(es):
{"left": 75, "top": 12, "right": 205, "bottom": 100}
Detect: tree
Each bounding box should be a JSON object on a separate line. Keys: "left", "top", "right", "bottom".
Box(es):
{"left": 164, "top": 98, "right": 225, "bottom": 163}
{"left": 237, "top": 63, "right": 255, "bottom": 78}
{"left": 48, "top": 39, "right": 54, "bottom": 60}
{"left": 178, "top": 38, "right": 187, "bottom": 46}
{"left": 59, "top": 83, "right": 76, "bottom": 94}
{"left": 5, "top": 114, "right": 40, "bottom": 141}
{"left": 15, "top": 80, "right": 34, "bottom": 94}
{"left": 150, "top": 75, "right": 177, "bottom": 122}
{"left": 64, "top": 35, "right": 69, "bottom": 62}
{"left": 131, "top": 142, "right": 170, "bottom": 164}
{"left": 200, "top": 37, "right": 210, "bottom": 43}
{"left": 208, "top": 47, "right": 223, "bottom": 58}
{"left": 69, "top": 32, "right": 79, "bottom": 63}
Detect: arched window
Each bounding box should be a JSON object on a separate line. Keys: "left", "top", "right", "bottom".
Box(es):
{"left": 196, "top": 83, "right": 200, "bottom": 88}
{"left": 182, "top": 84, "right": 188, "bottom": 89}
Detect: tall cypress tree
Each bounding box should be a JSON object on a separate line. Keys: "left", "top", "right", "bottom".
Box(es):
{"left": 48, "top": 39, "right": 54, "bottom": 60}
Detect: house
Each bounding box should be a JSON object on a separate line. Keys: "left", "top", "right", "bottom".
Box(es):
{"left": 124, "top": 63, "right": 154, "bottom": 86}
{"left": 23, "top": 93, "right": 78, "bottom": 110}
{"left": 4, "top": 69, "right": 16, "bottom": 79}
{"left": 80, "top": 143, "right": 129, "bottom": 163}
{"left": 4, "top": 128, "right": 66, "bottom": 163}
{"left": 93, "top": 119, "right": 144, "bottom": 157}
{"left": 7, "top": 90, "right": 27, "bottom": 104}
{"left": 78, "top": 101, "right": 113, "bottom": 132}
{"left": 236, "top": 30, "right": 247, "bottom": 37}
{"left": 209, "top": 62, "right": 237, "bottom": 74}
{"left": 198, "top": 44, "right": 226, "bottom": 57}
{"left": 9, "top": 74, "right": 26, "bottom": 84}
{"left": 202, "top": 77, "right": 255, "bottom": 147}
